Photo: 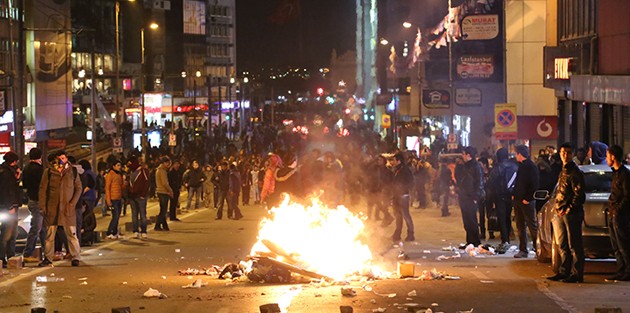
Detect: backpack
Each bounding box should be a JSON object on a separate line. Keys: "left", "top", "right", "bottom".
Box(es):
{"left": 499, "top": 162, "right": 518, "bottom": 196}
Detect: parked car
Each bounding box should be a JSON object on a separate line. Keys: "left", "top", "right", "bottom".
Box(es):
{"left": 536, "top": 164, "right": 630, "bottom": 272}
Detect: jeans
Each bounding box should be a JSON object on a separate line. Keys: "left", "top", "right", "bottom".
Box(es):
{"left": 216, "top": 190, "right": 228, "bottom": 219}
{"left": 514, "top": 200, "right": 538, "bottom": 253}
{"left": 24, "top": 200, "right": 47, "bottom": 257}
{"left": 130, "top": 197, "right": 148, "bottom": 233}
{"left": 242, "top": 185, "right": 250, "bottom": 205}
{"left": 495, "top": 196, "right": 513, "bottom": 243}
{"left": 187, "top": 186, "right": 202, "bottom": 210}
{"left": 392, "top": 195, "right": 414, "bottom": 241}
{"left": 552, "top": 210, "right": 584, "bottom": 279}
{"left": 156, "top": 193, "right": 170, "bottom": 230}
{"left": 227, "top": 192, "right": 243, "bottom": 219}
{"left": 106, "top": 199, "right": 122, "bottom": 236}
{"left": 75, "top": 201, "right": 84, "bottom": 239}
{"left": 459, "top": 197, "right": 481, "bottom": 246}
{"left": 44, "top": 225, "right": 80, "bottom": 261}
{"left": 169, "top": 189, "right": 180, "bottom": 220}
{"left": 0, "top": 210, "right": 18, "bottom": 262}
{"left": 609, "top": 213, "right": 630, "bottom": 275}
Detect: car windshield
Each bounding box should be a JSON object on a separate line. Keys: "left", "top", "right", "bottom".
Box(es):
{"left": 583, "top": 171, "right": 611, "bottom": 193}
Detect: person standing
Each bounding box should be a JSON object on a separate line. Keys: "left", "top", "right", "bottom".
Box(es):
{"left": 546, "top": 143, "right": 586, "bottom": 283}
{"left": 168, "top": 160, "right": 184, "bottom": 221}
{"left": 390, "top": 152, "right": 415, "bottom": 242}
{"left": 214, "top": 162, "right": 230, "bottom": 219}
{"left": 22, "top": 148, "right": 47, "bottom": 263}
{"left": 435, "top": 159, "right": 453, "bottom": 217}
{"left": 78, "top": 160, "right": 97, "bottom": 241}
{"left": 0, "top": 152, "right": 21, "bottom": 268}
{"left": 512, "top": 145, "right": 540, "bottom": 258}
{"left": 487, "top": 148, "right": 518, "bottom": 253}
{"left": 105, "top": 160, "right": 124, "bottom": 239}
{"left": 183, "top": 160, "right": 206, "bottom": 211}
{"left": 605, "top": 145, "right": 630, "bottom": 282}
{"left": 202, "top": 164, "right": 215, "bottom": 209}
{"left": 38, "top": 151, "right": 83, "bottom": 267}
{"left": 228, "top": 163, "right": 244, "bottom": 219}
{"left": 129, "top": 157, "right": 150, "bottom": 239}
{"left": 155, "top": 157, "right": 173, "bottom": 231}
{"left": 455, "top": 147, "right": 484, "bottom": 247}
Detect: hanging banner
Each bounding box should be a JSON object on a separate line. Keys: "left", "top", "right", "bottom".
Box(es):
{"left": 494, "top": 103, "right": 517, "bottom": 140}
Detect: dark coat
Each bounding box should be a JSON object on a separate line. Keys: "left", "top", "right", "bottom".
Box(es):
{"left": 456, "top": 160, "right": 484, "bottom": 202}
{"left": 392, "top": 163, "right": 414, "bottom": 198}
{"left": 183, "top": 168, "right": 206, "bottom": 188}
{"left": 553, "top": 161, "right": 585, "bottom": 215}
{"left": 609, "top": 165, "right": 630, "bottom": 217}
{"left": 0, "top": 163, "right": 20, "bottom": 209}
{"left": 513, "top": 158, "right": 540, "bottom": 202}
{"left": 39, "top": 165, "right": 83, "bottom": 227}
{"left": 22, "top": 161, "right": 44, "bottom": 202}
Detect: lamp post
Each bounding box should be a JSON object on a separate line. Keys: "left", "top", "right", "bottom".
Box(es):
{"left": 229, "top": 77, "right": 235, "bottom": 140}
{"left": 140, "top": 22, "right": 158, "bottom": 158}
{"left": 193, "top": 70, "right": 201, "bottom": 118}
{"left": 241, "top": 76, "right": 248, "bottom": 135}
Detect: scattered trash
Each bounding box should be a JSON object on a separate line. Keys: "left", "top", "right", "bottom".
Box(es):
{"left": 456, "top": 309, "right": 474, "bottom": 313}
{"left": 143, "top": 288, "right": 167, "bottom": 299}
{"left": 372, "top": 308, "right": 386, "bottom": 312}
{"left": 182, "top": 279, "right": 207, "bottom": 289}
{"left": 175, "top": 249, "right": 181, "bottom": 253}
{"left": 436, "top": 252, "right": 461, "bottom": 261}
{"left": 398, "top": 262, "right": 415, "bottom": 278}
{"left": 80, "top": 281, "right": 88, "bottom": 285}
{"left": 218, "top": 263, "right": 245, "bottom": 280}
{"left": 480, "top": 280, "right": 494, "bottom": 284}
{"left": 431, "top": 303, "right": 439, "bottom": 307}
{"left": 122, "top": 282, "right": 128, "bottom": 285}
{"left": 423, "top": 250, "right": 431, "bottom": 254}
{"left": 78, "top": 277, "right": 88, "bottom": 281}
{"left": 340, "top": 306, "right": 354, "bottom": 313}
{"left": 62, "top": 295, "right": 72, "bottom": 299}
{"left": 36, "top": 276, "right": 65, "bottom": 283}
{"left": 407, "top": 290, "right": 417, "bottom": 297}
{"left": 161, "top": 276, "right": 167, "bottom": 280}
{"left": 362, "top": 285, "right": 373, "bottom": 292}
{"left": 178, "top": 266, "right": 222, "bottom": 276}
{"left": 259, "top": 303, "right": 281, "bottom": 313}
{"left": 370, "top": 299, "right": 376, "bottom": 304}
{"left": 341, "top": 287, "right": 356, "bottom": 297}
{"left": 465, "top": 244, "right": 496, "bottom": 257}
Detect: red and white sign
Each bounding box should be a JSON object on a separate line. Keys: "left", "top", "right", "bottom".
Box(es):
{"left": 462, "top": 14, "right": 499, "bottom": 40}
{"left": 517, "top": 116, "right": 558, "bottom": 140}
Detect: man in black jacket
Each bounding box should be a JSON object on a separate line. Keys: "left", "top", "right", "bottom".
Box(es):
{"left": 22, "top": 148, "right": 47, "bottom": 263}
{"left": 512, "top": 145, "right": 540, "bottom": 258}
{"left": 456, "top": 147, "right": 484, "bottom": 247}
{"left": 605, "top": 145, "right": 630, "bottom": 282}
{"left": 547, "top": 142, "right": 585, "bottom": 283}
{"left": 0, "top": 151, "right": 21, "bottom": 268}
{"left": 487, "top": 148, "right": 519, "bottom": 252}
{"left": 391, "top": 153, "right": 415, "bottom": 242}
{"left": 168, "top": 160, "right": 184, "bottom": 221}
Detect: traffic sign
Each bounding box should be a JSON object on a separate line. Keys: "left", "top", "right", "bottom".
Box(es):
{"left": 169, "top": 134, "right": 177, "bottom": 147}
{"left": 382, "top": 114, "right": 391, "bottom": 129}
{"left": 494, "top": 103, "right": 517, "bottom": 140}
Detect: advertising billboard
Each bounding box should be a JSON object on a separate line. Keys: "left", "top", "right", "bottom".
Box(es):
{"left": 183, "top": 0, "right": 206, "bottom": 35}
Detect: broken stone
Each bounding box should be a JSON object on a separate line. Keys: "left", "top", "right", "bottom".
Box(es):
{"left": 259, "top": 303, "right": 281, "bottom": 313}
{"left": 143, "top": 288, "right": 166, "bottom": 299}
{"left": 7, "top": 256, "right": 23, "bottom": 269}
{"left": 182, "top": 279, "right": 207, "bottom": 289}
{"left": 340, "top": 306, "right": 353, "bottom": 313}
{"left": 407, "top": 290, "right": 417, "bottom": 297}
{"left": 31, "top": 308, "right": 46, "bottom": 313}
{"left": 111, "top": 307, "right": 131, "bottom": 313}
{"left": 372, "top": 308, "right": 386, "bottom": 313}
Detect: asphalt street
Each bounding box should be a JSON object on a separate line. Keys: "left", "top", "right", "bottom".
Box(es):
{"left": 0, "top": 195, "right": 628, "bottom": 313}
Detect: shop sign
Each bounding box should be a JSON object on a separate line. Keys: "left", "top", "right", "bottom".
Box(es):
{"left": 457, "top": 55, "right": 494, "bottom": 79}
{"left": 462, "top": 14, "right": 499, "bottom": 40}
{"left": 422, "top": 89, "right": 450, "bottom": 108}
{"left": 518, "top": 116, "right": 557, "bottom": 140}
{"left": 455, "top": 88, "right": 482, "bottom": 106}
{"left": 47, "top": 139, "right": 67, "bottom": 149}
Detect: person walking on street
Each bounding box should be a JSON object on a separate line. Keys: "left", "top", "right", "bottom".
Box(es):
{"left": 0, "top": 152, "right": 21, "bottom": 268}
{"left": 487, "top": 148, "right": 518, "bottom": 253}
{"left": 202, "top": 164, "right": 215, "bottom": 209}
{"left": 105, "top": 160, "right": 124, "bottom": 239}
{"left": 228, "top": 163, "right": 244, "bottom": 219}
{"left": 546, "top": 143, "right": 586, "bottom": 283}
{"left": 391, "top": 152, "right": 415, "bottom": 242}
{"left": 605, "top": 145, "right": 630, "bottom": 282}
{"left": 22, "top": 148, "right": 47, "bottom": 263}
{"left": 456, "top": 147, "right": 484, "bottom": 247}
{"left": 215, "top": 162, "right": 230, "bottom": 219}
{"left": 512, "top": 145, "right": 540, "bottom": 258}
{"left": 129, "top": 157, "right": 150, "bottom": 239}
{"left": 168, "top": 160, "right": 184, "bottom": 221}
{"left": 155, "top": 157, "right": 173, "bottom": 231}
{"left": 183, "top": 160, "right": 206, "bottom": 211}
{"left": 38, "top": 151, "right": 83, "bottom": 267}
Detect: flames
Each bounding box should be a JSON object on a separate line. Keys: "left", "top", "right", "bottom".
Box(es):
{"left": 250, "top": 197, "right": 380, "bottom": 281}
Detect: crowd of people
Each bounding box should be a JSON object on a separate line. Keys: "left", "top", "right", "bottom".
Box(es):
{"left": 0, "top": 118, "right": 629, "bottom": 285}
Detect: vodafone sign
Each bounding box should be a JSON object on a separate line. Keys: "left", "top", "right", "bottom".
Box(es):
{"left": 517, "top": 116, "right": 558, "bottom": 140}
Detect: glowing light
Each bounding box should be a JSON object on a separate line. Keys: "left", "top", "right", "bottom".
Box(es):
{"left": 380, "top": 38, "right": 389, "bottom": 46}
{"left": 316, "top": 88, "right": 324, "bottom": 96}
{"left": 403, "top": 21, "right": 412, "bottom": 28}
{"left": 250, "top": 197, "right": 380, "bottom": 280}
{"left": 149, "top": 22, "right": 159, "bottom": 29}
{"left": 344, "top": 108, "right": 351, "bottom": 114}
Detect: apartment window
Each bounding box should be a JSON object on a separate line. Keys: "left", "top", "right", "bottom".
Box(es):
{"left": 559, "top": 0, "right": 597, "bottom": 42}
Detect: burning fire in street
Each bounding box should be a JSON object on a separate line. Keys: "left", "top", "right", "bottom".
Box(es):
{"left": 249, "top": 197, "right": 383, "bottom": 281}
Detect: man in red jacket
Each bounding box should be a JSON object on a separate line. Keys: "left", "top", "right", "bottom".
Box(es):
{"left": 129, "top": 157, "right": 150, "bottom": 239}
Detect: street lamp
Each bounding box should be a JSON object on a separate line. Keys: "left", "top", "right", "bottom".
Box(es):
{"left": 402, "top": 21, "right": 412, "bottom": 29}
{"left": 229, "top": 77, "right": 235, "bottom": 140}
{"left": 140, "top": 22, "right": 158, "bottom": 157}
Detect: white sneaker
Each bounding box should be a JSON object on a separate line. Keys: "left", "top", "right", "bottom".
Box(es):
{"left": 140, "top": 233, "right": 148, "bottom": 240}
{"left": 106, "top": 234, "right": 118, "bottom": 240}
{"left": 134, "top": 232, "right": 140, "bottom": 239}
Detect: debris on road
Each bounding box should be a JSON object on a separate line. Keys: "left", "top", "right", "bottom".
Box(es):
{"left": 181, "top": 279, "right": 207, "bottom": 289}
{"left": 436, "top": 252, "right": 461, "bottom": 261}
{"left": 340, "top": 305, "right": 354, "bottom": 313}
{"left": 341, "top": 287, "right": 357, "bottom": 297}
{"left": 62, "top": 295, "right": 72, "bottom": 299}
{"left": 407, "top": 290, "right": 417, "bottom": 297}
{"left": 464, "top": 244, "right": 496, "bottom": 257}
{"left": 36, "top": 276, "right": 64, "bottom": 283}
{"left": 143, "top": 288, "right": 167, "bottom": 299}
{"left": 372, "top": 308, "right": 386, "bottom": 312}
{"left": 78, "top": 277, "right": 87, "bottom": 281}
{"left": 80, "top": 281, "right": 88, "bottom": 285}
{"left": 442, "top": 245, "right": 457, "bottom": 251}
{"left": 178, "top": 266, "right": 221, "bottom": 276}
{"left": 259, "top": 303, "right": 281, "bottom": 313}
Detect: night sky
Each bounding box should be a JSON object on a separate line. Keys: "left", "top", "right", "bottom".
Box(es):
{"left": 235, "top": 0, "right": 356, "bottom": 72}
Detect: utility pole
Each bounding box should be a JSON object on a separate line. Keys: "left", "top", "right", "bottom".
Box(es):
{"left": 91, "top": 37, "right": 97, "bottom": 169}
